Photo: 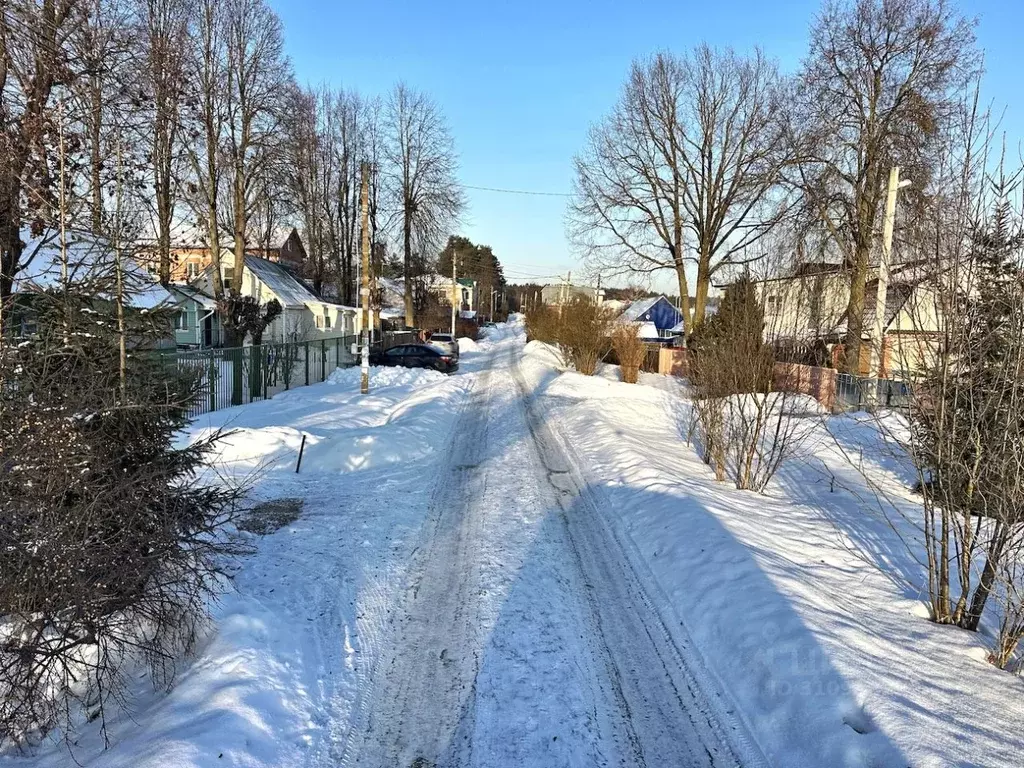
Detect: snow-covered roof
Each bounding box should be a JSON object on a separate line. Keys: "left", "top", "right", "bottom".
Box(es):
{"left": 619, "top": 296, "right": 663, "bottom": 322}
{"left": 13, "top": 228, "right": 174, "bottom": 309}
{"left": 169, "top": 283, "right": 218, "bottom": 311}
{"left": 668, "top": 319, "right": 687, "bottom": 334}
{"left": 244, "top": 256, "right": 319, "bottom": 309}
{"left": 637, "top": 321, "right": 661, "bottom": 340}
{"left": 303, "top": 299, "right": 357, "bottom": 314}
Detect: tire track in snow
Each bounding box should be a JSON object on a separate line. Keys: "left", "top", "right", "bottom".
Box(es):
{"left": 337, "top": 363, "right": 496, "bottom": 768}
{"left": 508, "top": 346, "right": 745, "bottom": 768}
{"left": 338, "top": 335, "right": 751, "bottom": 767}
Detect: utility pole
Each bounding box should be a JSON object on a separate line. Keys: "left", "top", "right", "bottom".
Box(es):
{"left": 360, "top": 162, "right": 371, "bottom": 395}
{"left": 450, "top": 254, "right": 458, "bottom": 336}
{"left": 867, "top": 166, "right": 911, "bottom": 408}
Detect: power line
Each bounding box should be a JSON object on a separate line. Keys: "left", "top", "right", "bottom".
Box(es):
{"left": 460, "top": 183, "right": 570, "bottom": 198}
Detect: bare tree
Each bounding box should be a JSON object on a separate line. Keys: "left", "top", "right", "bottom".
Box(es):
{"left": 134, "top": 0, "right": 190, "bottom": 286}
{"left": 0, "top": 0, "right": 79, "bottom": 313}
{"left": 223, "top": 0, "right": 287, "bottom": 301}
{"left": 72, "top": 0, "right": 128, "bottom": 235}
{"left": 569, "top": 46, "right": 791, "bottom": 333}
{"left": 384, "top": 83, "right": 463, "bottom": 327}
{"left": 792, "top": 0, "right": 979, "bottom": 373}
{"left": 183, "top": 0, "right": 227, "bottom": 299}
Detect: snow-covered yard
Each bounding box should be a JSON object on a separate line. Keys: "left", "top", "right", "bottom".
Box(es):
{"left": 5, "top": 319, "right": 1024, "bottom": 767}
{"left": 520, "top": 337, "right": 1024, "bottom": 767}
{"left": 0, "top": 344, "right": 479, "bottom": 768}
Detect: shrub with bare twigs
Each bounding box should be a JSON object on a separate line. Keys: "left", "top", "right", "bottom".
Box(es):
{"left": 557, "top": 297, "right": 613, "bottom": 376}
{"left": 525, "top": 303, "right": 561, "bottom": 346}
{"left": 689, "top": 274, "right": 812, "bottom": 491}
{"left": 611, "top": 322, "right": 646, "bottom": 383}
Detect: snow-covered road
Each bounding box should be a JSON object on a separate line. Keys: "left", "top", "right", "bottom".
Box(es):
{"left": 339, "top": 338, "right": 743, "bottom": 767}
{"left": 9, "top": 321, "right": 1024, "bottom": 768}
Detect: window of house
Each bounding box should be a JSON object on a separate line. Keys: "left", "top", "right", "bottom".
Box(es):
{"left": 187, "top": 262, "right": 200, "bottom": 278}
{"left": 766, "top": 295, "right": 779, "bottom": 313}
{"left": 324, "top": 312, "right": 332, "bottom": 330}
{"left": 175, "top": 310, "right": 188, "bottom": 330}
{"left": 315, "top": 314, "right": 324, "bottom": 329}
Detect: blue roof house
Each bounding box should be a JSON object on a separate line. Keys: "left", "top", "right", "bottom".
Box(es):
{"left": 617, "top": 296, "right": 684, "bottom": 343}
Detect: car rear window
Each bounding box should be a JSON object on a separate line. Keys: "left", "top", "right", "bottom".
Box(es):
{"left": 431, "top": 334, "right": 453, "bottom": 341}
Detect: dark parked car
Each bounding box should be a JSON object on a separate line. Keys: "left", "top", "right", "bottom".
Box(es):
{"left": 369, "top": 343, "right": 459, "bottom": 374}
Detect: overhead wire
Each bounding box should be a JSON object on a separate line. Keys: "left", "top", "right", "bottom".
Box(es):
{"left": 460, "top": 183, "right": 573, "bottom": 198}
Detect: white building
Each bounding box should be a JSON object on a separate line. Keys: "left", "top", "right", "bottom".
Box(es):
{"left": 194, "top": 251, "right": 357, "bottom": 344}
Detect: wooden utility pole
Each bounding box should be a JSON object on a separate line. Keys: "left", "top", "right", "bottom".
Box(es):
{"left": 360, "top": 162, "right": 371, "bottom": 395}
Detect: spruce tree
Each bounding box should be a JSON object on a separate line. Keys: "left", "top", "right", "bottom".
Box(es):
{"left": 0, "top": 265, "right": 242, "bottom": 742}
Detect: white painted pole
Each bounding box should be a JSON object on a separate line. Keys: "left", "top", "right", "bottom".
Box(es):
{"left": 360, "top": 162, "right": 371, "bottom": 395}
{"left": 867, "top": 166, "right": 909, "bottom": 408}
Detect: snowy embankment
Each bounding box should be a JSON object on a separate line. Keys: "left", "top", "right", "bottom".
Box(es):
{"left": 0, "top": 336, "right": 503, "bottom": 768}
{"left": 521, "top": 337, "right": 1024, "bottom": 768}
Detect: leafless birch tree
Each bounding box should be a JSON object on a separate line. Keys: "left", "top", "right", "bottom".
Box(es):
{"left": 223, "top": 0, "right": 287, "bottom": 302}
{"left": 183, "top": 0, "right": 228, "bottom": 299}
{"left": 133, "top": 0, "right": 190, "bottom": 286}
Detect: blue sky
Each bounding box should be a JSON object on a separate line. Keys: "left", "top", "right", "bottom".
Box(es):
{"left": 271, "top": 0, "right": 1023, "bottom": 291}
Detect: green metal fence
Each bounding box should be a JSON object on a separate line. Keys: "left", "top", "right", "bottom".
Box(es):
{"left": 159, "top": 331, "right": 418, "bottom": 418}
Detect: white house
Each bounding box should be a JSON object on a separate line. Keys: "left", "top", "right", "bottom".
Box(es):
{"left": 194, "top": 252, "right": 356, "bottom": 344}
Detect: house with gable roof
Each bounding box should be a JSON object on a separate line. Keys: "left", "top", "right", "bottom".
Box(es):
{"left": 616, "top": 295, "right": 684, "bottom": 343}
{"left": 192, "top": 251, "right": 357, "bottom": 345}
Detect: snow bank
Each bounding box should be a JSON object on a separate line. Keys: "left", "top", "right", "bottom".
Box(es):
{"left": 457, "top": 336, "right": 480, "bottom": 353}
{"left": 2, "top": 365, "right": 475, "bottom": 768}
{"left": 521, "top": 337, "right": 1024, "bottom": 768}
{"left": 326, "top": 364, "right": 447, "bottom": 390}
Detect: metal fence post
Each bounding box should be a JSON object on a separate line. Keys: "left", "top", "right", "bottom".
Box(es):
{"left": 304, "top": 340, "right": 309, "bottom": 386}
{"left": 209, "top": 353, "right": 217, "bottom": 413}
{"left": 321, "top": 338, "right": 326, "bottom": 382}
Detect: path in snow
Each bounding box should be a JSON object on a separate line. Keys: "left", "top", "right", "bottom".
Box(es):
{"left": 339, "top": 337, "right": 741, "bottom": 768}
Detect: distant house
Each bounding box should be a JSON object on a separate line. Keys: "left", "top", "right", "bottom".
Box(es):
{"left": 141, "top": 228, "right": 309, "bottom": 284}
{"left": 541, "top": 283, "right": 599, "bottom": 306}
{"left": 10, "top": 228, "right": 177, "bottom": 348}
{"left": 617, "top": 295, "right": 684, "bottom": 343}
{"left": 167, "top": 284, "right": 224, "bottom": 349}
{"left": 424, "top": 274, "right": 477, "bottom": 311}
{"left": 193, "top": 252, "right": 356, "bottom": 344}
{"left": 748, "top": 260, "right": 943, "bottom": 377}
